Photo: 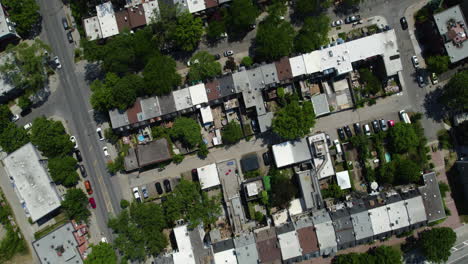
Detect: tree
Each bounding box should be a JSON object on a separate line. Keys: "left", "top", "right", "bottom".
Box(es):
{"left": 197, "top": 143, "right": 209, "bottom": 158}
{"left": 394, "top": 158, "right": 421, "bottom": 184}
{"left": 294, "top": 15, "right": 331, "bottom": 53}
{"left": 18, "top": 95, "right": 32, "bottom": 110}
{"left": 143, "top": 55, "right": 181, "bottom": 96}
{"left": 120, "top": 199, "right": 130, "bottom": 209}
{"left": 427, "top": 55, "right": 450, "bottom": 74}
{"left": 0, "top": 123, "right": 29, "bottom": 153}
{"left": 342, "top": 0, "right": 363, "bottom": 9}
{"left": 241, "top": 56, "right": 254, "bottom": 67}
{"left": 294, "top": 0, "right": 330, "bottom": 19}
{"left": 171, "top": 117, "right": 201, "bottom": 149}
{"left": 30, "top": 117, "right": 74, "bottom": 157}
{"left": 387, "top": 123, "right": 419, "bottom": 153}
{"left": 359, "top": 68, "right": 382, "bottom": 95}
{"left": 350, "top": 135, "right": 370, "bottom": 160}
{"left": 267, "top": 0, "right": 287, "bottom": 17}
{"left": 206, "top": 20, "right": 226, "bottom": 42}
{"left": 0, "top": 105, "right": 12, "bottom": 127}
{"left": 188, "top": 52, "right": 222, "bottom": 82}
{"left": 420, "top": 227, "right": 456, "bottom": 263}
{"left": 104, "top": 128, "right": 119, "bottom": 145}
{"left": 226, "top": 0, "right": 258, "bottom": 35}
{"left": 322, "top": 183, "right": 344, "bottom": 199}
{"left": 333, "top": 252, "right": 368, "bottom": 264}
{"left": 272, "top": 98, "right": 316, "bottom": 140}
{"left": 2, "top": 0, "right": 40, "bottom": 37}
{"left": 255, "top": 16, "right": 295, "bottom": 61}
{"left": 61, "top": 188, "right": 91, "bottom": 222}
{"left": 439, "top": 70, "right": 468, "bottom": 113}
{"left": 84, "top": 242, "right": 117, "bottom": 264}
{"left": 163, "top": 179, "right": 221, "bottom": 228}
{"left": 269, "top": 168, "right": 297, "bottom": 208}
{"left": 372, "top": 245, "right": 402, "bottom": 264}
{"left": 377, "top": 162, "right": 396, "bottom": 184}
{"left": 172, "top": 154, "right": 184, "bottom": 164}
{"left": 222, "top": 121, "right": 243, "bottom": 144}
{"left": 170, "top": 12, "right": 203, "bottom": 52}
{"left": 48, "top": 156, "right": 80, "bottom": 187}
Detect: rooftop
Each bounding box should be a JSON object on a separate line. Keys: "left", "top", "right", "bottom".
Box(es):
{"left": 366, "top": 196, "right": 392, "bottom": 236}
{"left": 260, "top": 63, "right": 279, "bottom": 85}
{"left": 272, "top": 138, "right": 312, "bottom": 168}
{"left": 241, "top": 154, "right": 260, "bottom": 172}
{"left": 277, "top": 224, "right": 302, "bottom": 260}
{"left": 257, "top": 112, "right": 274, "bottom": 133}
{"left": 434, "top": 5, "right": 468, "bottom": 63}
{"left": 348, "top": 199, "right": 374, "bottom": 241}
{"left": 187, "top": 0, "right": 206, "bottom": 13}
{"left": 297, "top": 169, "right": 323, "bottom": 210}
{"left": 173, "top": 225, "right": 196, "bottom": 264}
{"left": 189, "top": 83, "right": 208, "bottom": 106}
{"left": 295, "top": 216, "right": 320, "bottom": 255}
{"left": 288, "top": 198, "right": 304, "bottom": 216}
{"left": 0, "top": 53, "right": 16, "bottom": 97}
{"left": 275, "top": 57, "right": 293, "bottom": 82}
{"left": 308, "top": 133, "right": 335, "bottom": 179}
{"left": 3, "top": 143, "right": 61, "bottom": 222}
{"left": 419, "top": 172, "right": 446, "bottom": 223}
{"left": 96, "top": 2, "right": 119, "bottom": 38}
{"left": 197, "top": 163, "right": 220, "bottom": 190}
{"left": 255, "top": 227, "right": 282, "bottom": 263}
{"left": 142, "top": 0, "right": 159, "bottom": 23}
{"left": 310, "top": 94, "right": 330, "bottom": 117}
{"left": 0, "top": 4, "right": 18, "bottom": 40}
{"left": 330, "top": 207, "right": 355, "bottom": 246}
{"left": 336, "top": 171, "right": 351, "bottom": 190}
{"left": 135, "top": 138, "right": 172, "bottom": 167}
{"left": 173, "top": 87, "right": 193, "bottom": 111}
{"left": 83, "top": 16, "right": 102, "bottom": 41}
{"left": 200, "top": 106, "right": 213, "bottom": 125}
{"left": 233, "top": 233, "right": 259, "bottom": 264}
{"left": 312, "top": 209, "right": 337, "bottom": 255}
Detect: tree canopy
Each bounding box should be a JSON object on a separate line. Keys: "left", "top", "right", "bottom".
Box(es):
{"left": 163, "top": 179, "right": 221, "bottom": 228}
{"left": 269, "top": 168, "right": 297, "bottom": 208}
{"left": 108, "top": 202, "right": 167, "bottom": 261}
{"left": 294, "top": 0, "right": 330, "bottom": 19}
{"left": 143, "top": 54, "right": 181, "bottom": 96}
{"left": 206, "top": 20, "right": 226, "bottom": 42}
{"left": 359, "top": 68, "right": 382, "bottom": 95}
{"left": 84, "top": 242, "right": 117, "bottom": 264}
{"left": 226, "top": 0, "right": 258, "bottom": 35}
{"left": 30, "top": 117, "right": 74, "bottom": 157}
{"left": 255, "top": 16, "right": 295, "bottom": 61}
{"left": 427, "top": 55, "right": 450, "bottom": 74}
{"left": 439, "top": 70, "right": 468, "bottom": 113}
{"left": 294, "top": 15, "right": 331, "bottom": 53}
{"left": 188, "top": 51, "right": 222, "bottom": 82}
{"left": 170, "top": 12, "right": 203, "bottom": 52}
{"left": 170, "top": 117, "right": 202, "bottom": 148}
{"left": 387, "top": 123, "right": 419, "bottom": 153}
{"left": 48, "top": 156, "right": 79, "bottom": 187}
{"left": 333, "top": 245, "right": 402, "bottom": 264}
{"left": 61, "top": 188, "right": 91, "bottom": 222}
{"left": 272, "top": 97, "right": 316, "bottom": 140}
{"left": 221, "top": 121, "right": 243, "bottom": 144}
{"left": 394, "top": 158, "right": 421, "bottom": 184}
{"left": 0, "top": 122, "right": 29, "bottom": 153}
{"left": 420, "top": 227, "right": 456, "bottom": 263}
{"left": 322, "top": 183, "right": 345, "bottom": 199}
{"left": 2, "top": 0, "right": 40, "bottom": 37}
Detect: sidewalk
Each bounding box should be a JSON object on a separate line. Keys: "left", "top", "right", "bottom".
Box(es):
{"left": 404, "top": 0, "right": 430, "bottom": 67}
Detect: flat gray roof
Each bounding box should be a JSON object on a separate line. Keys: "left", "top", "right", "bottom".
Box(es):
{"left": 434, "top": 5, "right": 468, "bottom": 63}
{"left": 0, "top": 6, "right": 17, "bottom": 40}
{"left": 136, "top": 138, "right": 172, "bottom": 167}
{"left": 33, "top": 222, "right": 83, "bottom": 264}
{"left": 260, "top": 63, "right": 279, "bottom": 85}
{"left": 3, "top": 143, "right": 61, "bottom": 222}
{"left": 234, "top": 233, "right": 259, "bottom": 264}
{"left": 257, "top": 112, "right": 274, "bottom": 133}
{"left": 330, "top": 207, "right": 355, "bottom": 246}
{"left": 419, "top": 172, "right": 446, "bottom": 223}
{"left": 297, "top": 169, "right": 323, "bottom": 210}
{"left": 348, "top": 200, "right": 374, "bottom": 241}
{"left": 311, "top": 94, "right": 330, "bottom": 117}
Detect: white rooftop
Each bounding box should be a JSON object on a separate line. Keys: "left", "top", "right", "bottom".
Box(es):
{"left": 197, "top": 163, "right": 220, "bottom": 190}
{"left": 387, "top": 200, "right": 410, "bottom": 231}
{"left": 308, "top": 133, "right": 335, "bottom": 179}
{"left": 96, "top": 2, "right": 119, "bottom": 38}
{"left": 3, "top": 143, "right": 61, "bottom": 222}
{"left": 272, "top": 210, "right": 289, "bottom": 226}
{"left": 272, "top": 138, "right": 311, "bottom": 168}
{"left": 213, "top": 248, "right": 237, "bottom": 264}
{"left": 314, "top": 217, "right": 337, "bottom": 254}
{"left": 289, "top": 55, "right": 306, "bottom": 77}
{"left": 246, "top": 182, "right": 259, "bottom": 196}
{"left": 187, "top": 0, "right": 206, "bottom": 13}
{"left": 189, "top": 83, "right": 208, "bottom": 106}
{"left": 83, "top": 16, "right": 102, "bottom": 40}
{"left": 288, "top": 198, "right": 304, "bottom": 216}
{"left": 404, "top": 195, "right": 427, "bottom": 225}
{"left": 173, "top": 87, "right": 193, "bottom": 111}
{"left": 336, "top": 171, "right": 351, "bottom": 190}
{"left": 142, "top": 0, "right": 159, "bottom": 23}
{"left": 368, "top": 206, "right": 392, "bottom": 236}
{"left": 173, "top": 225, "right": 196, "bottom": 264}
{"left": 200, "top": 106, "right": 213, "bottom": 125}
{"left": 278, "top": 230, "right": 302, "bottom": 260}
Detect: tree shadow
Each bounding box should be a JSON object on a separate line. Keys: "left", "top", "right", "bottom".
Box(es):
{"left": 84, "top": 62, "right": 104, "bottom": 84}
{"left": 25, "top": 15, "right": 43, "bottom": 40}
{"left": 423, "top": 87, "right": 449, "bottom": 122}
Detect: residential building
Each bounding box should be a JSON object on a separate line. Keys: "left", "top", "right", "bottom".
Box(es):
{"left": 384, "top": 192, "right": 410, "bottom": 235}
{"left": 0, "top": 53, "right": 18, "bottom": 101}
{"left": 308, "top": 133, "right": 335, "bottom": 179}
{"left": 296, "top": 169, "right": 323, "bottom": 210}
{"left": 418, "top": 172, "right": 446, "bottom": 223}
{"left": 276, "top": 222, "right": 303, "bottom": 263}
{"left": 275, "top": 57, "right": 293, "bottom": 83}
{"left": 240, "top": 154, "right": 260, "bottom": 172}
{"left": 172, "top": 225, "right": 196, "bottom": 264}
{"left": 197, "top": 163, "right": 221, "bottom": 190}
{"left": 124, "top": 138, "right": 172, "bottom": 170}
{"left": 115, "top": 4, "right": 147, "bottom": 32}
{"left": 33, "top": 222, "right": 86, "bottom": 264}
{"left": 233, "top": 233, "right": 259, "bottom": 264}
{"left": 288, "top": 198, "right": 305, "bottom": 217}
{"left": 294, "top": 216, "right": 320, "bottom": 259}
{"left": 364, "top": 195, "right": 392, "bottom": 240}
{"left": 96, "top": 2, "right": 119, "bottom": 39}
{"left": 212, "top": 239, "right": 237, "bottom": 264}
{"left": 330, "top": 205, "right": 355, "bottom": 250}
{"left": 310, "top": 94, "right": 330, "bottom": 117}
{"left": 272, "top": 138, "right": 311, "bottom": 168}
{"left": 3, "top": 143, "right": 61, "bottom": 223}
{"left": 255, "top": 227, "right": 282, "bottom": 264}
{"left": 200, "top": 106, "right": 213, "bottom": 126}
{"left": 400, "top": 189, "right": 427, "bottom": 229}
{"left": 336, "top": 171, "right": 351, "bottom": 190}
{"left": 312, "top": 209, "right": 337, "bottom": 256}
{"left": 348, "top": 199, "right": 374, "bottom": 245}
{"left": 0, "top": 4, "right": 19, "bottom": 44}
{"left": 243, "top": 177, "right": 264, "bottom": 202}
{"left": 434, "top": 5, "right": 468, "bottom": 63}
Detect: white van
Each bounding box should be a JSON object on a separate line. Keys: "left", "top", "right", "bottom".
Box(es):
{"left": 334, "top": 139, "right": 342, "bottom": 155}
{"left": 399, "top": 110, "right": 411, "bottom": 124}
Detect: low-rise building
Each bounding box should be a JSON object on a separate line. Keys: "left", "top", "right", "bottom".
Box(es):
{"left": 134, "top": 138, "right": 172, "bottom": 168}
{"left": 233, "top": 233, "right": 259, "bottom": 264}
{"left": 276, "top": 222, "right": 302, "bottom": 263}
{"left": 255, "top": 227, "right": 282, "bottom": 264}
{"left": 336, "top": 171, "right": 351, "bottom": 190}
{"left": 172, "top": 225, "right": 196, "bottom": 264}
{"left": 296, "top": 169, "right": 323, "bottom": 210}
{"left": 330, "top": 205, "right": 355, "bottom": 250}
{"left": 96, "top": 2, "right": 119, "bottom": 39}
{"left": 434, "top": 5, "right": 468, "bottom": 63}
{"left": 419, "top": 172, "right": 446, "bottom": 223}
{"left": 365, "top": 195, "right": 392, "bottom": 240}
{"left": 294, "top": 216, "right": 320, "bottom": 259}
{"left": 0, "top": 4, "right": 19, "bottom": 45}
{"left": 312, "top": 209, "right": 337, "bottom": 256}
{"left": 3, "top": 143, "right": 61, "bottom": 223}
{"left": 272, "top": 138, "right": 311, "bottom": 168}
{"left": 308, "top": 133, "right": 335, "bottom": 179}
{"left": 385, "top": 192, "right": 410, "bottom": 235}
{"left": 197, "top": 163, "right": 221, "bottom": 190}
{"left": 348, "top": 199, "right": 374, "bottom": 245}
{"left": 310, "top": 94, "right": 330, "bottom": 117}
{"left": 212, "top": 239, "right": 237, "bottom": 264}
{"left": 400, "top": 189, "right": 427, "bottom": 229}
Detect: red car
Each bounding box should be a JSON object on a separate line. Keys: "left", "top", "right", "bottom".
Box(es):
{"left": 388, "top": 120, "right": 395, "bottom": 127}
{"left": 89, "top": 197, "right": 96, "bottom": 209}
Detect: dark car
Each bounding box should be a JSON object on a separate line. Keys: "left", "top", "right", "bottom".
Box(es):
{"left": 353, "top": 123, "right": 362, "bottom": 134}
{"left": 141, "top": 185, "right": 149, "bottom": 199}
{"left": 417, "top": 74, "right": 425, "bottom": 87}
{"left": 344, "top": 125, "right": 353, "bottom": 138}
{"left": 337, "top": 128, "right": 346, "bottom": 140}
{"left": 345, "top": 15, "right": 360, "bottom": 24}
{"left": 372, "top": 120, "right": 380, "bottom": 133}
{"left": 155, "top": 182, "right": 163, "bottom": 195}
{"left": 325, "top": 134, "right": 331, "bottom": 146}
{"left": 79, "top": 165, "right": 87, "bottom": 177}
{"left": 214, "top": 54, "right": 221, "bottom": 60}
{"left": 379, "top": 119, "right": 388, "bottom": 131}
{"left": 262, "top": 152, "right": 271, "bottom": 166}
{"left": 163, "top": 179, "right": 172, "bottom": 193}
{"left": 62, "top": 17, "right": 69, "bottom": 30}
{"left": 67, "top": 31, "right": 73, "bottom": 43}
{"left": 400, "top": 17, "right": 408, "bottom": 30}
{"left": 88, "top": 197, "right": 96, "bottom": 209}
{"left": 75, "top": 150, "right": 83, "bottom": 162}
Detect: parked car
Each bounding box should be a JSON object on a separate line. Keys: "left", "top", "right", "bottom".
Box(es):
{"left": 155, "top": 182, "right": 163, "bottom": 195}
{"left": 379, "top": 119, "right": 388, "bottom": 131}
{"left": 11, "top": 114, "right": 20, "bottom": 122}
{"left": 103, "top": 146, "right": 109, "bottom": 157}
{"left": 332, "top": 20, "right": 343, "bottom": 27}
{"left": 23, "top": 123, "right": 32, "bottom": 130}
{"left": 75, "top": 150, "right": 83, "bottom": 162}
{"left": 363, "top": 124, "right": 371, "bottom": 136}
{"left": 96, "top": 127, "right": 104, "bottom": 140}
{"left": 67, "top": 31, "right": 73, "bottom": 43}
{"left": 400, "top": 17, "right": 408, "bottom": 30}
{"left": 163, "top": 179, "right": 172, "bottom": 193}
{"left": 345, "top": 15, "right": 360, "bottom": 24}
{"left": 353, "top": 123, "right": 362, "bottom": 134}
{"left": 417, "top": 74, "right": 425, "bottom": 87}
{"left": 344, "top": 125, "right": 353, "bottom": 138}
{"left": 133, "top": 187, "right": 141, "bottom": 202}
{"left": 141, "top": 185, "right": 149, "bottom": 199}
{"left": 372, "top": 120, "right": 380, "bottom": 133}
{"left": 224, "top": 50, "right": 234, "bottom": 57}
{"left": 262, "top": 152, "right": 271, "bottom": 166}
{"left": 70, "top": 136, "right": 78, "bottom": 149}
{"left": 186, "top": 59, "right": 199, "bottom": 67}
{"left": 325, "top": 134, "right": 331, "bottom": 146}
{"left": 62, "top": 17, "right": 69, "bottom": 30}
{"left": 431, "top": 72, "right": 438, "bottom": 84}
{"left": 388, "top": 120, "right": 395, "bottom": 127}
{"left": 79, "top": 165, "right": 87, "bottom": 177}
{"left": 88, "top": 197, "right": 96, "bottom": 209}
{"left": 84, "top": 180, "right": 93, "bottom": 195}
{"left": 53, "top": 56, "right": 62, "bottom": 69}
{"left": 333, "top": 139, "right": 342, "bottom": 155}
{"left": 411, "top": 55, "right": 419, "bottom": 68}
{"left": 337, "top": 128, "right": 346, "bottom": 140}
{"left": 214, "top": 54, "right": 221, "bottom": 60}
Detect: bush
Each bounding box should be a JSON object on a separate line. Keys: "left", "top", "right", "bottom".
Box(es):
{"left": 107, "top": 155, "right": 124, "bottom": 174}
{"left": 244, "top": 170, "right": 261, "bottom": 179}
{"left": 241, "top": 56, "right": 254, "bottom": 67}
{"left": 197, "top": 143, "right": 209, "bottom": 158}
{"left": 439, "top": 182, "right": 450, "bottom": 198}
{"left": 172, "top": 154, "right": 184, "bottom": 164}
{"left": 120, "top": 199, "right": 130, "bottom": 209}
{"left": 254, "top": 211, "right": 265, "bottom": 223}
{"left": 437, "top": 129, "right": 452, "bottom": 150}
{"left": 104, "top": 128, "right": 119, "bottom": 145}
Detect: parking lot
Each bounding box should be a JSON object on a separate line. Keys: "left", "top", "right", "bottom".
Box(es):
{"left": 132, "top": 177, "right": 180, "bottom": 202}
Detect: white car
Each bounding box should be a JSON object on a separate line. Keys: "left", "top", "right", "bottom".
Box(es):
{"left": 332, "top": 20, "right": 343, "bottom": 27}
{"left": 53, "top": 56, "right": 62, "bottom": 69}
{"left": 133, "top": 187, "right": 141, "bottom": 202}
{"left": 101, "top": 237, "right": 108, "bottom": 243}
{"left": 11, "top": 114, "right": 20, "bottom": 122}
{"left": 96, "top": 127, "right": 104, "bottom": 141}
{"left": 23, "top": 123, "right": 32, "bottom": 130}
{"left": 103, "top": 146, "right": 109, "bottom": 157}
{"left": 187, "top": 59, "right": 199, "bottom": 67}
{"left": 411, "top": 55, "right": 419, "bottom": 68}
{"left": 224, "top": 50, "right": 234, "bottom": 57}
{"left": 363, "top": 124, "right": 371, "bottom": 136}
{"left": 70, "top": 136, "right": 78, "bottom": 149}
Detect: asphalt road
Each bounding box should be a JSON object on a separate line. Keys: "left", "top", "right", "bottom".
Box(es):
{"left": 33, "top": 0, "right": 122, "bottom": 240}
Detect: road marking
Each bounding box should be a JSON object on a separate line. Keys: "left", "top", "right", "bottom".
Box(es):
{"left": 447, "top": 251, "right": 468, "bottom": 264}
{"left": 93, "top": 163, "right": 114, "bottom": 216}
